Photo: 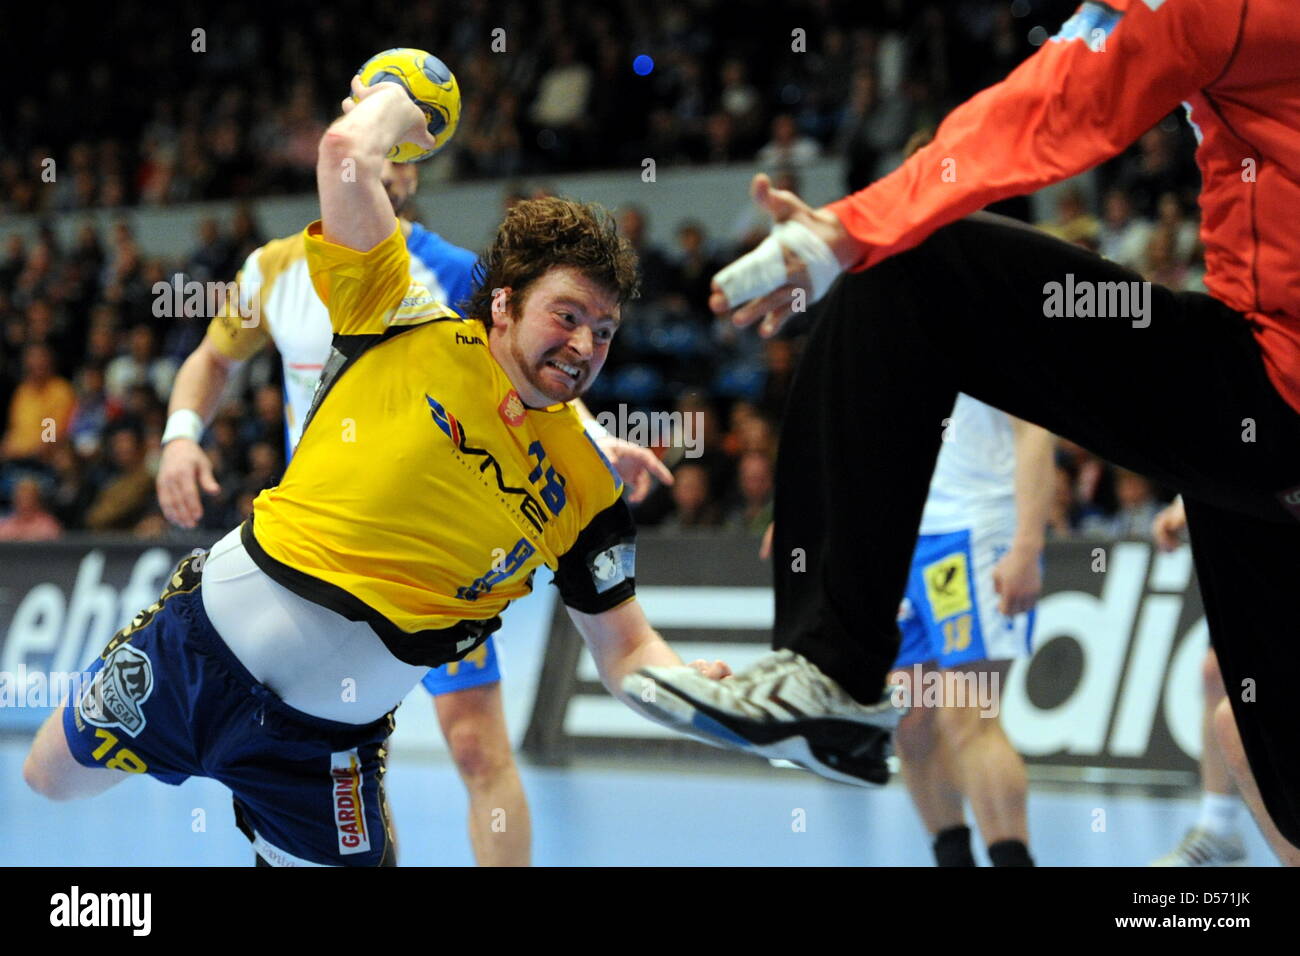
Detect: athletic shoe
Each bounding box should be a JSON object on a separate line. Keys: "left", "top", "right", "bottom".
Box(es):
{"left": 1150, "top": 827, "right": 1247, "bottom": 866}
{"left": 622, "top": 649, "right": 904, "bottom": 786}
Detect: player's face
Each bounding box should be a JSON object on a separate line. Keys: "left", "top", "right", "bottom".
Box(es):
{"left": 381, "top": 161, "right": 418, "bottom": 216}
{"left": 491, "top": 267, "right": 620, "bottom": 406}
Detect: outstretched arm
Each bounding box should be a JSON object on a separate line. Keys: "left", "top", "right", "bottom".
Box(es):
{"left": 317, "top": 76, "right": 438, "bottom": 252}
{"left": 568, "top": 598, "right": 729, "bottom": 706}
{"left": 712, "top": 0, "right": 1244, "bottom": 333}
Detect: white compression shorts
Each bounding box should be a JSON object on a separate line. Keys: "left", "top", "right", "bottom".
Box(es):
{"left": 200, "top": 526, "right": 428, "bottom": 724}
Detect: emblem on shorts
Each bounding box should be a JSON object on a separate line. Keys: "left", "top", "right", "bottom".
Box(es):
{"left": 78, "top": 644, "right": 154, "bottom": 738}
{"left": 330, "top": 750, "right": 371, "bottom": 855}
{"left": 498, "top": 389, "right": 526, "bottom": 427}
{"left": 922, "top": 552, "right": 972, "bottom": 621}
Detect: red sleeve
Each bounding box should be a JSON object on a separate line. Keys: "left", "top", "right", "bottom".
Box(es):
{"left": 828, "top": 0, "right": 1244, "bottom": 271}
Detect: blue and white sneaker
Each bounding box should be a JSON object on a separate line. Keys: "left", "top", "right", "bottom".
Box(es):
{"left": 622, "top": 650, "right": 904, "bottom": 786}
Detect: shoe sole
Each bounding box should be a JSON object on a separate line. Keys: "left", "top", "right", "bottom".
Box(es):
{"left": 631, "top": 674, "right": 896, "bottom": 787}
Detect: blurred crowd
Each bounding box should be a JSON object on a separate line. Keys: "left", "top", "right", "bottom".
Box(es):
{"left": 3, "top": 0, "right": 1191, "bottom": 540}
{"left": 2, "top": 0, "right": 1081, "bottom": 208}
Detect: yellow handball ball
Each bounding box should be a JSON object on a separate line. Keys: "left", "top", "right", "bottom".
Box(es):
{"left": 354, "top": 48, "right": 461, "bottom": 163}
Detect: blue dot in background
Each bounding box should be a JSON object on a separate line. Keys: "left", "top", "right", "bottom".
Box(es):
{"left": 633, "top": 54, "right": 654, "bottom": 76}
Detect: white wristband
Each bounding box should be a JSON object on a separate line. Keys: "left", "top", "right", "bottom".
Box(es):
{"left": 584, "top": 418, "right": 611, "bottom": 441}
{"left": 162, "top": 409, "right": 205, "bottom": 445}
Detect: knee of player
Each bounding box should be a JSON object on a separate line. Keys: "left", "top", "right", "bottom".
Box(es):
{"left": 893, "top": 704, "right": 939, "bottom": 756}
{"left": 445, "top": 721, "right": 510, "bottom": 783}
{"left": 933, "top": 700, "right": 994, "bottom": 748}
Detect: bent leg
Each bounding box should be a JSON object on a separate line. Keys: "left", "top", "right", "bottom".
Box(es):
{"left": 435, "top": 682, "right": 531, "bottom": 866}
{"left": 773, "top": 213, "right": 1300, "bottom": 703}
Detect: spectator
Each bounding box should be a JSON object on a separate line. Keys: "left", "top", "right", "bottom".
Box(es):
{"left": 1, "top": 343, "right": 76, "bottom": 464}
{"left": 756, "top": 114, "right": 821, "bottom": 170}
{"left": 727, "top": 451, "right": 774, "bottom": 534}
{"left": 105, "top": 324, "right": 177, "bottom": 403}
{"left": 1098, "top": 188, "right": 1153, "bottom": 271}
{"left": 84, "top": 426, "right": 155, "bottom": 532}
{"left": 664, "top": 461, "right": 722, "bottom": 529}
{"left": 0, "top": 477, "right": 62, "bottom": 541}
{"left": 839, "top": 68, "right": 913, "bottom": 190}
{"left": 1038, "top": 186, "right": 1100, "bottom": 249}
{"left": 68, "top": 363, "right": 121, "bottom": 456}
{"left": 186, "top": 218, "right": 234, "bottom": 284}
{"left": 1080, "top": 469, "right": 1164, "bottom": 539}
{"left": 618, "top": 206, "right": 672, "bottom": 302}
{"left": 1142, "top": 225, "right": 1189, "bottom": 291}
{"left": 718, "top": 59, "right": 763, "bottom": 149}
{"left": 664, "top": 221, "right": 723, "bottom": 316}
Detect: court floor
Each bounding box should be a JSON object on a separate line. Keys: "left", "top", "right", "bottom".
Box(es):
{"left": 0, "top": 740, "right": 1278, "bottom": 866}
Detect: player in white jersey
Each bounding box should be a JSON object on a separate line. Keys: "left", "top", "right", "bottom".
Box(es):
{"left": 888, "top": 394, "right": 1053, "bottom": 866}
{"left": 155, "top": 161, "right": 670, "bottom": 865}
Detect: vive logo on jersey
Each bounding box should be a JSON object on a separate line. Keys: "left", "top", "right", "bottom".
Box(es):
{"left": 425, "top": 394, "right": 566, "bottom": 534}
{"left": 78, "top": 644, "right": 154, "bottom": 738}
{"left": 330, "top": 750, "right": 371, "bottom": 855}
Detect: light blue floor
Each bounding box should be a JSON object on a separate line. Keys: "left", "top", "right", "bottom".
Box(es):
{"left": 0, "top": 741, "right": 1278, "bottom": 866}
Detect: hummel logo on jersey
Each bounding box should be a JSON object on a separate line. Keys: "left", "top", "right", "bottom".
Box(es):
{"left": 455, "top": 332, "right": 485, "bottom": 346}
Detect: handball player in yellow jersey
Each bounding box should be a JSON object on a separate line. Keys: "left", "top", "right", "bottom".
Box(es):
{"left": 22, "top": 76, "right": 729, "bottom": 866}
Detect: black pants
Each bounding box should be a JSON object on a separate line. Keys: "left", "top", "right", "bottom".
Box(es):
{"left": 773, "top": 213, "right": 1300, "bottom": 847}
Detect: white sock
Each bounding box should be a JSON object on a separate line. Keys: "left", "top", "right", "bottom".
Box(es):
{"left": 1196, "top": 791, "right": 1241, "bottom": 838}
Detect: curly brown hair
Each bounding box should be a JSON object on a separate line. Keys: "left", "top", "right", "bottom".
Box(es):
{"left": 465, "top": 197, "right": 640, "bottom": 329}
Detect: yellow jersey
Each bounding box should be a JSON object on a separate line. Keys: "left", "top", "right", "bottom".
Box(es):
{"left": 241, "top": 220, "right": 636, "bottom": 667}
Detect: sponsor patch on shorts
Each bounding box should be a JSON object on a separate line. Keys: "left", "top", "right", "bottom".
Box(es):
{"left": 330, "top": 750, "right": 371, "bottom": 856}
{"left": 922, "top": 551, "right": 973, "bottom": 621}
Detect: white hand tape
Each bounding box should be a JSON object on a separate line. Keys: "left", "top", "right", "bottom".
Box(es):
{"left": 712, "top": 220, "right": 842, "bottom": 309}
{"left": 772, "top": 220, "right": 841, "bottom": 302}
{"left": 712, "top": 232, "right": 787, "bottom": 310}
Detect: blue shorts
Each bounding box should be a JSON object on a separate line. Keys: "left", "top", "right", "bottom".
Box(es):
{"left": 421, "top": 635, "right": 501, "bottom": 696}
{"left": 894, "top": 525, "right": 1036, "bottom": 670}
{"left": 62, "top": 555, "right": 395, "bottom": 866}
